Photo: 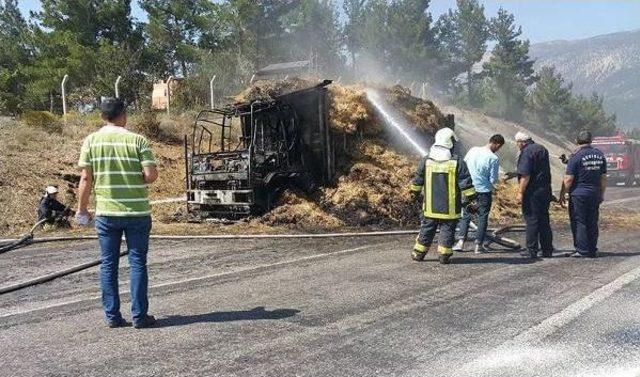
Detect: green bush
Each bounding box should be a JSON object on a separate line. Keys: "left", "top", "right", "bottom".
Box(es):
{"left": 20, "top": 111, "right": 62, "bottom": 132}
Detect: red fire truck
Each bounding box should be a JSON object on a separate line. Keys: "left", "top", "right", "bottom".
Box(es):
{"left": 592, "top": 135, "right": 640, "bottom": 186}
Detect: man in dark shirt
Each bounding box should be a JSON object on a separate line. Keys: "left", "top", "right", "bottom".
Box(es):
{"left": 515, "top": 132, "right": 554, "bottom": 259}
{"left": 564, "top": 131, "right": 607, "bottom": 258}
{"left": 37, "top": 185, "right": 72, "bottom": 227}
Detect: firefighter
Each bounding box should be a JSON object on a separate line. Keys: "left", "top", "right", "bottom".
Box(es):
{"left": 410, "top": 127, "right": 477, "bottom": 265}
{"left": 515, "top": 132, "right": 554, "bottom": 259}
{"left": 564, "top": 131, "right": 607, "bottom": 258}
{"left": 37, "top": 185, "right": 73, "bottom": 228}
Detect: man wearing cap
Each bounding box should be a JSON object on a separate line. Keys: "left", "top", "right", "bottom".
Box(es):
{"left": 410, "top": 127, "right": 477, "bottom": 264}
{"left": 564, "top": 131, "right": 607, "bottom": 258}
{"left": 76, "top": 98, "right": 159, "bottom": 329}
{"left": 515, "top": 131, "right": 554, "bottom": 259}
{"left": 37, "top": 185, "right": 72, "bottom": 227}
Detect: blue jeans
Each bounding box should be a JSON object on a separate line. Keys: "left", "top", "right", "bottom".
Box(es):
{"left": 95, "top": 216, "right": 152, "bottom": 323}
{"left": 457, "top": 192, "right": 493, "bottom": 245}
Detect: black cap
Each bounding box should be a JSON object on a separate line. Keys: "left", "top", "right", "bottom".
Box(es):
{"left": 101, "top": 98, "right": 126, "bottom": 121}
{"left": 576, "top": 131, "right": 592, "bottom": 145}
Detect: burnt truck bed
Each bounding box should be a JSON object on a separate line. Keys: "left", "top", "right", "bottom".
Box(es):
{"left": 185, "top": 80, "right": 336, "bottom": 219}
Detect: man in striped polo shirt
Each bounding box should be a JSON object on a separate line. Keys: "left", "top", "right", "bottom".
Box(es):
{"left": 77, "top": 98, "right": 158, "bottom": 329}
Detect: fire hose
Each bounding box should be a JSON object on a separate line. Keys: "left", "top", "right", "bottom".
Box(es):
{"left": 0, "top": 224, "right": 523, "bottom": 295}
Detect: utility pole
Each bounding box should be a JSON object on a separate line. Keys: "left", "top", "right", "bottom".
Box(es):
{"left": 61, "top": 74, "right": 69, "bottom": 124}
{"left": 166, "top": 76, "right": 174, "bottom": 115}
{"left": 115, "top": 76, "right": 122, "bottom": 98}
{"left": 209, "top": 75, "right": 216, "bottom": 110}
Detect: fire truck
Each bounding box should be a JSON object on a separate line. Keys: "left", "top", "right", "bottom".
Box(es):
{"left": 592, "top": 135, "right": 640, "bottom": 186}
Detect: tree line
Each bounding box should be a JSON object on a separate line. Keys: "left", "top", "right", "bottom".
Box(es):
{"left": 0, "top": 0, "right": 616, "bottom": 137}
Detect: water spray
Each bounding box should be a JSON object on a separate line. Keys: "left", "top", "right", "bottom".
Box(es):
{"left": 365, "top": 89, "right": 428, "bottom": 156}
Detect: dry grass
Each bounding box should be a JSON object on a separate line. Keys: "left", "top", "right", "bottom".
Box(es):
{"left": 0, "top": 111, "right": 191, "bottom": 236}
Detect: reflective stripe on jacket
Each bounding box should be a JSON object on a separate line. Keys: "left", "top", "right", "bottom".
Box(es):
{"left": 410, "top": 155, "right": 476, "bottom": 220}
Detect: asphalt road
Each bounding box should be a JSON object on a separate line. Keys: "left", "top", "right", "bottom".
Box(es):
{"left": 1, "top": 187, "right": 639, "bottom": 377}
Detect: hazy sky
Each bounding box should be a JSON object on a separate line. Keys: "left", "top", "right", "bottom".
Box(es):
{"left": 17, "top": 0, "right": 640, "bottom": 44}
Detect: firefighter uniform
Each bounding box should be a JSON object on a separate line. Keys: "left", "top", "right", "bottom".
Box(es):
{"left": 566, "top": 144, "right": 607, "bottom": 257}
{"left": 410, "top": 134, "right": 476, "bottom": 264}
{"left": 516, "top": 138, "right": 554, "bottom": 257}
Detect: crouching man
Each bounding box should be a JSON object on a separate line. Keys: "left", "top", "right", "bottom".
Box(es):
{"left": 410, "top": 128, "right": 477, "bottom": 264}
{"left": 37, "top": 185, "right": 74, "bottom": 228}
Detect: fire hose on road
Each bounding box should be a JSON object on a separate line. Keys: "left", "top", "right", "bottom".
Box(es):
{"left": 0, "top": 224, "right": 524, "bottom": 295}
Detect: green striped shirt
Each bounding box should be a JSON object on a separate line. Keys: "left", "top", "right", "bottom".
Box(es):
{"left": 78, "top": 125, "right": 156, "bottom": 217}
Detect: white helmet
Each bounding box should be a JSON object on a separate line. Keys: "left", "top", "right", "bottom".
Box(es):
{"left": 434, "top": 127, "right": 458, "bottom": 150}
{"left": 45, "top": 185, "right": 59, "bottom": 195}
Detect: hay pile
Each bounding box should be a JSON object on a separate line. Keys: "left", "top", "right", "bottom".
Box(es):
{"left": 490, "top": 182, "right": 521, "bottom": 222}
{"left": 233, "top": 78, "right": 449, "bottom": 230}
{"left": 383, "top": 85, "right": 445, "bottom": 135}
{"left": 235, "top": 78, "right": 313, "bottom": 103}
{"left": 328, "top": 84, "right": 370, "bottom": 134}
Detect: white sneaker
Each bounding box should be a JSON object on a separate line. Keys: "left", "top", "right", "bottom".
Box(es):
{"left": 452, "top": 240, "right": 465, "bottom": 252}
{"left": 474, "top": 244, "right": 488, "bottom": 254}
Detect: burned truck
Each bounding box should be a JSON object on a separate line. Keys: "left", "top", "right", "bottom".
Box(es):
{"left": 185, "top": 80, "right": 336, "bottom": 219}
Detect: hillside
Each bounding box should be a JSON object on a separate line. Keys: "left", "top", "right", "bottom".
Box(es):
{"left": 530, "top": 29, "right": 640, "bottom": 128}
{"left": 442, "top": 105, "right": 574, "bottom": 191}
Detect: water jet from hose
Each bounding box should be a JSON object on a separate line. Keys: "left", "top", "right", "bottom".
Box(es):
{"left": 365, "top": 89, "right": 428, "bottom": 156}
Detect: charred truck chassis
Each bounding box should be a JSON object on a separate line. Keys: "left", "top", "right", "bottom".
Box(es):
{"left": 185, "top": 80, "right": 336, "bottom": 219}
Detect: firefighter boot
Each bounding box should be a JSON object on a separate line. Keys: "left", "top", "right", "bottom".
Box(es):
{"left": 438, "top": 254, "right": 452, "bottom": 264}
{"left": 438, "top": 246, "right": 453, "bottom": 264}
{"left": 412, "top": 250, "right": 427, "bottom": 261}
{"left": 412, "top": 239, "right": 429, "bottom": 262}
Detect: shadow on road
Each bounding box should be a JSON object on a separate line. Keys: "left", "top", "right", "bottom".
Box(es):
{"left": 451, "top": 256, "right": 535, "bottom": 265}
{"left": 595, "top": 251, "right": 640, "bottom": 258}
{"left": 155, "top": 306, "right": 300, "bottom": 328}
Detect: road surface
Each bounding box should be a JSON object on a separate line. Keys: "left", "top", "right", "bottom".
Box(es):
{"left": 1, "top": 187, "right": 639, "bottom": 377}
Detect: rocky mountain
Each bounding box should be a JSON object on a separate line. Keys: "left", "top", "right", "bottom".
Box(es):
{"left": 530, "top": 29, "right": 640, "bottom": 128}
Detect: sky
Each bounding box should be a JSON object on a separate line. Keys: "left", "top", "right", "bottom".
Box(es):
{"left": 17, "top": 0, "right": 640, "bottom": 44}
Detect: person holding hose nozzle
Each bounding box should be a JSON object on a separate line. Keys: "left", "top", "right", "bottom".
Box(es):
{"left": 410, "top": 127, "right": 477, "bottom": 265}
{"left": 76, "top": 98, "right": 159, "bottom": 329}
{"left": 515, "top": 132, "right": 554, "bottom": 259}
{"left": 563, "top": 131, "right": 607, "bottom": 258}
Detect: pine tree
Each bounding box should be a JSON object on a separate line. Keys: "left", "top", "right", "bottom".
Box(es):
{"left": 343, "top": 0, "right": 366, "bottom": 73}
{"left": 283, "top": 0, "right": 342, "bottom": 75}
{"left": 528, "top": 66, "right": 573, "bottom": 132}
{"left": 571, "top": 93, "right": 617, "bottom": 136}
{"left": 455, "top": 0, "right": 488, "bottom": 105}
{"left": 484, "top": 8, "right": 535, "bottom": 121}
{"left": 386, "top": 0, "right": 439, "bottom": 83}
{"left": 0, "top": 0, "right": 31, "bottom": 113}
{"left": 433, "top": 9, "right": 466, "bottom": 91}
{"left": 357, "top": 0, "right": 390, "bottom": 79}
{"left": 37, "top": 0, "right": 136, "bottom": 46}
{"left": 140, "top": 0, "right": 218, "bottom": 77}
{"left": 223, "top": 0, "right": 295, "bottom": 72}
